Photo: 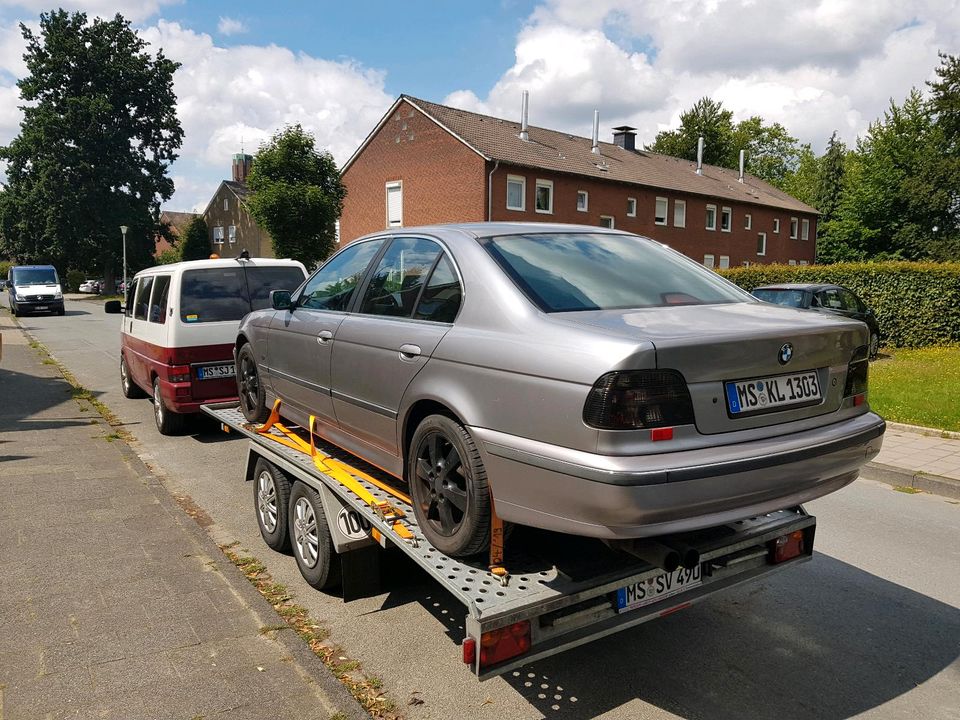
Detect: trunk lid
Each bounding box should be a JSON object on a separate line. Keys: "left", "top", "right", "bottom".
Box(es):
{"left": 553, "top": 302, "right": 868, "bottom": 434}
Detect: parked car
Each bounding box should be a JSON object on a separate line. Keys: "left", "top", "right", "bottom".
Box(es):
{"left": 6, "top": 265, "right": 65, "bottom": 316}
{"left": 233, "top": 223, "right": 885, "bottom": 557}
{"left": 107, "top": 257, "right": 307, "bottom": 435}
{"left": 78, "top": 279, "right": 101, "bottom": 294}
{"left": 751, "top": 283, "right": 881, "bottom": 358}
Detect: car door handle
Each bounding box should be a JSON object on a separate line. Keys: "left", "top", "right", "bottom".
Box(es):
{"left": 317, "top": 330, "right": 333, "bottom": 344}
{"left": 399, "top": 343, "right": 421, "bottom": 359}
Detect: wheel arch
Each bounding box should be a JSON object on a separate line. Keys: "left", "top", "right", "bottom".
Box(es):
{"left": 402, "top": 399, "right": 464, "bottom": 468}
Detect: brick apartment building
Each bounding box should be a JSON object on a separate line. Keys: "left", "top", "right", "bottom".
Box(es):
{"left": 341, "top": 96, "right": 818, "bottom": 268}
{"left": 202, "top": 154, "right": 275, "bottom": 258}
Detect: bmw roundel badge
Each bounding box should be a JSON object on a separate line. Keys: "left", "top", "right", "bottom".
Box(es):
{"left": 778, "top": 343, "right": 794, "bottom": 365}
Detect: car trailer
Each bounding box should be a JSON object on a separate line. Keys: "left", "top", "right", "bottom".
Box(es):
{"left": 203, "top": 400, "right": 817, "bottom": 681}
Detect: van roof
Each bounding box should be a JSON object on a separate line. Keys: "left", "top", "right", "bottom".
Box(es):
{"left": 134, "top": 257, "right": 305, "bottom": 277}
{"left": 12, "top": 265, "right": 57, "bottom": 270}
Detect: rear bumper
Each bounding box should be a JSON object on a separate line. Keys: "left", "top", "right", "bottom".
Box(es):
{"left": 157, "top": 378, "right": 237, "bottom": 415}
{"left": 471, "top": 412, "right": 885, "bottom": 539}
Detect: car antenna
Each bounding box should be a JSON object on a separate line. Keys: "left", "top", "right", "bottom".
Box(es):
{"left": 236, "top": 249, "right": 250, "bottom": 262}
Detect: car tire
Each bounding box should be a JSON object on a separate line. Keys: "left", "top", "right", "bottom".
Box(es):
{"left": 57, "top": 306, "right": 65, "bottom": 316}
{"left": 407, "top": 414, "right": 491, "bottom": 558}
{"left": 289, "top": 481, "right": 340, "bottom": 590}
{"left": 253, "top": 458, "right": 292, "bottom": 553}
{"left": 869, "top": 332, "right": 879, "bottom": 360}
{"left": 153, "top": 376, "right": 185, "bottom": 435}
{"left": 120, "top": 354, "right": 147, "bottom": 399}
{"left": 237, "top": 343, "right": 270, "bottom": 423}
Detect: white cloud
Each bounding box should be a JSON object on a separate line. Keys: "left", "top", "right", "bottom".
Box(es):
{"left": 216, "top": 16, "right": 246, "bottom": 36}
{"left": 0, "top": 0, "right": 182, "bottom": 23}
{"left": 450, "top": 0, "right": 960, "bottom": 152}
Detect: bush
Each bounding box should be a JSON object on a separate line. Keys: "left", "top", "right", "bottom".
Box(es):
{"left": 180, "top": 216, "right": 211, "bottom": 261}
{"left": 719, "top": 261, "right": 960, "bottom": 348}
{"left": 65, "top": 269, "right": 86, "bottom": 292}
{"left": 0, "top": 260, "right": 12, "bottom": 282}
{"left": 155, "top": 247, "right": 181, "bottom": 265}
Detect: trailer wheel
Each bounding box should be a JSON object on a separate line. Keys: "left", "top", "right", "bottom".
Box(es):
{"left": 120, "top": 354, "right": 146, "bottom": 399}
{"left": 408, "top": 414, "right": 491, "bottom": 558}
{"left": 237, "top": 343, "right": 270, "bottom": 423}
{"left": 253, "top": 458, "right": 291, "bottom": 553}
{"left": 289, "top": 481, "right": 340, "bottom": 591}
{"left": 153, "top": 377, "right": 185, "bottom": 435}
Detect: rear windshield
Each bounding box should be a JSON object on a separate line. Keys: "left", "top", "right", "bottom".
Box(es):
{"left": 752, "top": 289, "right": 807, "bottom": 307}
{"left": 482, "top": 233, "right": 750, "bottom": 312}
{"left": 180, "top": 265, "right": 305, "bottom": 323}
{"left": 12, "top": 267, "right": 58, "bottom": 285}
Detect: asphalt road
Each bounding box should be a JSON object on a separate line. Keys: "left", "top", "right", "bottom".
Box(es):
{"left": 10, "top": 296, "right": 960, "bottom": 720}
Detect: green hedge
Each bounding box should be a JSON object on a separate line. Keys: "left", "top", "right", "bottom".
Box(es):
{"left": 718, "top": 261, "right": 960, "bottom": 348}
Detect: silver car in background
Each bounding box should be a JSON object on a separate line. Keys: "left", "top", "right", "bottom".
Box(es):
{"left": 235, "top": 223, "right": 885, "bottom": 557}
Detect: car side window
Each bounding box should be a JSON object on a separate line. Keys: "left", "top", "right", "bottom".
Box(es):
{"left": 358, "top": 237, "right": 443, "bottom": 317}
{"left": 414, "top": 255, "right": 462, "bottom": 323}
{"left": 150, "top": 275, "right": 171, "bottom": 324}
{"left": 299, "top": 239, "right": 385, "bottom": 311}
{"left": 838, "top": 289, "right": 861, "bottom": 313}
{"left": 821, "top": 289, "right": 843, "bottom": 309}
{"left": 124, "top": 279, "right": 139, "bottom": 317}
{"left": 134, "top": 277, "right": 153, "bottom": 321}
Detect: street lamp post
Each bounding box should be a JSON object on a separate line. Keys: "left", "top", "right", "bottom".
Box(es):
{"left": 120, "top": 225, "right": 128, "bottom": 297}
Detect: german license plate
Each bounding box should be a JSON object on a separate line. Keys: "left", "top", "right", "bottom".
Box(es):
{"left": 725, "top": 370, "right": 821, "bottom": 415}
{"left": 36, "top": 305, "right": 47, "bottom": 311}
{"left": 615, "top": 565, "right": 702, "bottom": 613}
{"left": 196, "top": 363, "right": 235, "bottom": 380}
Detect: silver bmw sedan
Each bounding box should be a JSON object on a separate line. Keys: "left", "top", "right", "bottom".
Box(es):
{"left": 235, "top": 223, "right": 885, "bottom": 557}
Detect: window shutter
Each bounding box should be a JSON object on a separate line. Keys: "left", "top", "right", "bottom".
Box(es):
{"left": 386, "top": 183, "right": 403, "bottom": 227}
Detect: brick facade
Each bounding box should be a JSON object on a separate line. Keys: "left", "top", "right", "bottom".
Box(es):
{"left": 203, "top": 183, "right": 275, "bottom": 259}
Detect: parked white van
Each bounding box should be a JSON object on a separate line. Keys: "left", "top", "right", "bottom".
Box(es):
{"left": 107, "top": 256, "right": 307, "bottom": 434}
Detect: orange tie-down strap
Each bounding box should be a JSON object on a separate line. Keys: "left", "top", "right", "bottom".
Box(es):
{"left": 246, "top": 401, "right": 414, "bottom": 542}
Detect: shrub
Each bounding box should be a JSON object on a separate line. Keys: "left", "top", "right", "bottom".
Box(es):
{"left": 718, "top": 261, "right": 960, "bottom": 348}
{"left": 0, "top": 260, "right": 12, "bottom": 282}
{"left": 180, "top": 216, "right": 210, "bottom": 261}
{"left": 155, "top": 247, "right": 181, "bottom": 265}
{"left": 65, "top": 269, "right": 86, "bottom": 292}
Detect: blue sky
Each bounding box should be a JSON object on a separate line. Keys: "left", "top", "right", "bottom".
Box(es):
{"left": 0, "top": 0, "right": 957, "bottom": 212}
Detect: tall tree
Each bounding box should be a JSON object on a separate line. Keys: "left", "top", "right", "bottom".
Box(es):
{"left": 0, "top": 11, "right": 182, "bottom": 288}
{"left": 780, "top": 143, "right": 820, "bottom": 209}
{"left": 925, "top": 52, "right": 960, "bottom": 258}
{"left": 730, "top": 117, "right": 801, "bottom": 188}
{"left": 179, "top": 216, "right": 210, "bottom": 261}
{"left": 815, "top": 131, "right": 847, "bottom": 223}
{"left": 649, "top": 97, "right": 735, "bottom": 166}
{"left": 246, "top": 125, "right": 346, "bottom": 268}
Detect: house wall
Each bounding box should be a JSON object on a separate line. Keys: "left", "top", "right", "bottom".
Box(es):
{"left": 488, "top": 165, "right": 817, "bottom": 267}
{"left": 203, "top": 185, "right": 275, "bottom": 259}
{"left": 340, "top": 100, "right": 488, "bottom": 243}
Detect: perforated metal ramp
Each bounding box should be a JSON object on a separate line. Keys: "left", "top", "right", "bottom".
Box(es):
{"left": 203, "top": 402, "right": 813, "bottom": 628}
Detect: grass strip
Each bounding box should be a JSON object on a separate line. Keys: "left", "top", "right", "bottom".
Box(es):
{"left": 870, "top": 346, "right": 960, "bottom": 432}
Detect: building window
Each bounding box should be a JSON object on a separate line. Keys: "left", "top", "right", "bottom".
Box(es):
{"left": 655, "top": 197, "right": 668, "bottom": 225}
{"left": 577, "top": 190, "right": 588, "bottom": 212}
{"left": 703, "top": 254, "right": 715, "bottom": 268}
{"left": 674, "top": 200, "right": 686, "bottom": 228}
{"left": 600, "top": 215, "right": 615, "bottom": 229}
{"left": 745, "top": 213, "right": 752, "bottom": 230}
{"left": 228, "top": 225, "right": 236, "bottom": 243}
{"left": 535, "top": 179, "right": 553, "bottom": 214}
{"left": 720, "top": 206, "right": 732, "bottom": 232}
{"left": 799, "top": 260, "right": 809, "bottom": 265}
{"left": 773, "top": 218, "right": 780, "bottom": 233}
{"left": 627, "top": 197, "right": 637, "bottom": 217}
{"left": 719, "top": 255, "right": 730, "bottom": 269}
{"left": 506, "top": 175, "right": 525, "bottom": 211}
{"left": 757, "top": 232, "right": 767, "bottom": 256}
{"left": 213, "top": 226, "right": 224, "bottom": 245}
{"left": 801, "top": 218, "right": 810, "bottom": 240}
{"left": 386, "top": 181, "right": 403, "bottom": 227}
{"left": 790, "top": 217, "right": 799, "bottom": 239}
{"left": 788, "top": 259, "right": 797, "bottom": 265}
{"left": 223, "top": 198, "right": 228, "bottom": 211}
{"left": 705, "top": 204, "right": 717, "bottom": 231}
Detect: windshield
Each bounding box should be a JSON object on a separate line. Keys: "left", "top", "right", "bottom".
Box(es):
{"left": 180, "top": 264, "right": 305, "bottom": 323}
{"left": 12, "top": 267, "right": 58, "bottom": 285}
{"left": 482, "top": 233, "right": 751, "bottom": 312}
{"left": 752, "top": 289, "right": 807, "bottom": 308}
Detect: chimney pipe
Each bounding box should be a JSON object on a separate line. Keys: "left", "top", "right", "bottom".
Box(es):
{"left": 591, "top": 109, "right": 600, "bottom": 155}
{"left": 519, "top": 90, "right": 529, "bottom": 142}
{"left": 739, "top": 149, "right": 745, "bottom": 183}
{"left": 696, "top": 136, "right": 704, "bottom": 175}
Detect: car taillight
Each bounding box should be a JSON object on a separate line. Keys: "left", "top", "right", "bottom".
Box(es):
{"left": 583, "top": 370, "right": 695, "bottom": 430}
{"left": 843, "top": 346, "right": 868, "bottom": 400}
{"left": 168, "top": 365, "right": 191, "bottom": 383}
{"left": 465, "top": 621, "right": 531, "bottom": 669}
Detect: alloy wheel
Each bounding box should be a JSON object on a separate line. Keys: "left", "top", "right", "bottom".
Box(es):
{"left": 238, "top": 354, "right": 260, "bottom": 414}
{"left": 257, "top": 470, "right": 278, "bottom": 533}
{"left": 293, "top": 497, "right": 319, "bottom": 568}
{"left": 414, "top": 431, "right": 468, "bottom": 537}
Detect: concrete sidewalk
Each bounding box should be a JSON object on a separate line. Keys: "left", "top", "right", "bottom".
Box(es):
{"left": 868, "top": 422, "right": 960, "bottom": 499}
{"left": 0, "top": 319, "right": 365, "bottom": 719}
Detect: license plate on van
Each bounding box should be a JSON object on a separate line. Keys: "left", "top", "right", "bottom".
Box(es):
{"left": 196, "top": 364, "right": 235, "bottom": 380}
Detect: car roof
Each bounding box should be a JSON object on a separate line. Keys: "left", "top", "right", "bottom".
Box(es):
{"left": 351, "top": 221, "right": 631, "bottom": 244}
{"left": 753, "top": 283, "right": 835, "bottom": 292}
{"left": 134, "top": 257, "right": 304, "bottom": 277}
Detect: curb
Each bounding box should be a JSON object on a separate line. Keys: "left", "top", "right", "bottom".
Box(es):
{"left": 884, "top": 421, "right": 960, "bottom": 441}
{"left": 865, "top": 461, "right": 960, "bottom": 500}
{"left": 8, "top": 313, "right": 370, "bottom": 720}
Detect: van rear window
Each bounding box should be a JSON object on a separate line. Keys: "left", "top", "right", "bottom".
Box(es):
{"left": 179, "top": 266, "right": 306, "bottom": 323}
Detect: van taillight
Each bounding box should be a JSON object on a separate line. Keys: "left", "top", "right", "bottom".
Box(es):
{"left": 583, "top": 370, "right": 695, "bottom": 430}
{"left": 168, "top": 365, "right": 191, "bottom": 383}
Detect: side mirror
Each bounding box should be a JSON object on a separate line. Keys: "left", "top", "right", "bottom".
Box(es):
{"left": 104, "top": 300, "right": 122, "bottom": 314}
{"left": 270, "top": 290, "right": 293, "bottom": 310}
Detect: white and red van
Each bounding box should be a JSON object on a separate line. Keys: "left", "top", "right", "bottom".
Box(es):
{"left": 109, "top": 257, "right": 307, "bottom": 434}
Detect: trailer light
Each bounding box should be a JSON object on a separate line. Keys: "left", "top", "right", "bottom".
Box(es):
{"left": 768, "top": 530, "right": 805, "bottom": 564}
{"left": 168, "top": 365, "right": 191, "bottom": 383}
{"left": 462, "top": 637, "right": 477, "bottom": 665}
{"left": 479, "top": 620, "right": 531, "bottom": 669}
